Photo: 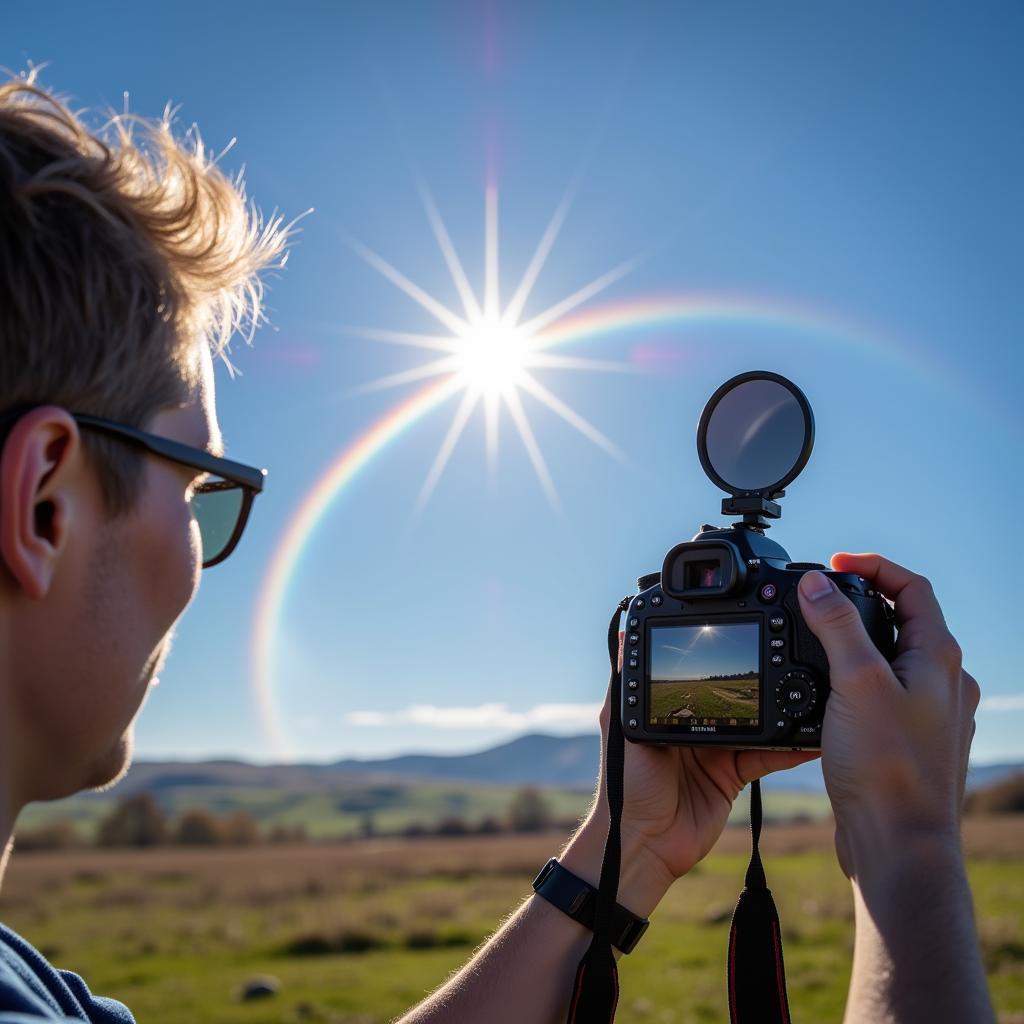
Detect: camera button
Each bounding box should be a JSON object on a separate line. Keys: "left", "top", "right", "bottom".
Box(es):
{"left": 768, "top": 615, "right": 785, "bottom": 633}
{"left": 769, "top": 638, "right": 785, "bottom": 649}
{"left": 770, "top": 653, "right": 784, "bottom": 666}
{"left": 776, "top": 673, "right": 817, "bottom": 717}
{"left": 627, "top": 695, "right": 638, "bottom": 706}
{"left": 628, "top": 658, "right": 639, "bottom": 669}
{"left": 628, "top": 617, "right": 639, "bottom": 628}
{"left": 759, "top": 583, "right": 778, "bottom": 602}
{"left": 651, "top": 595, "right": 663, "bottom": 607}
{"left": 627, "top": 679, "right": 638, "bottom": 690}
{"left": 627, "top": 718, "right": 639, "bottom": 729}
{"left": 635, "top": 599, "right": 645, "bottom": 610}
{"left": 628, "top": 633, "right": 639, "bottom": 645}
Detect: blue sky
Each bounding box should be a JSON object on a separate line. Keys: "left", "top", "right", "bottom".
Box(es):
{"left": 650, "top": 625, "right": 759, "bottom": 682}
{"left": 4, "top": 2, "right": 1022, "bottom": 764}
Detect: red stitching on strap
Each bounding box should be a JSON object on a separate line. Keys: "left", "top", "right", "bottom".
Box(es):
{"left": 728, "top": 925, "right": 737, "bottom": 1023}
{"left": 771, "top": 920, "right": 790, "bottom": 1024}
{"left": 567, "top": 963, "right": 586, "bottom": 1024}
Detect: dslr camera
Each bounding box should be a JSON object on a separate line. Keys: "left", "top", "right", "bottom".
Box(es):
{"left": 622, "top": 371, "right": 895, "bottom": 750}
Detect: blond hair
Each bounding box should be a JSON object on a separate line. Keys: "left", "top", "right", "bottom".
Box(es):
{"left": 0, "top": 69, "right": 293, "bottom": 514}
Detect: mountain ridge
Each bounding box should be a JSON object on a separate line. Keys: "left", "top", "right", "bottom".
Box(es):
{"left": 100, "top": 733, "right": 1021, "bottom": 795}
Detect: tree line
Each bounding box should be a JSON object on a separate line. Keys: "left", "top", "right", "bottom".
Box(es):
{"left": 14, "top": 785, "right": 571, "bottom": 850}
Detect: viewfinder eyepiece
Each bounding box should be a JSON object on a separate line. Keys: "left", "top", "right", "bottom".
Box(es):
{"left": 662, "top": 540, "right": 745, "bottom": 600}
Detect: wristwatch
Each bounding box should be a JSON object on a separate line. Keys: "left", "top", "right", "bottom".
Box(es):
{"left": 531, "top": 857, "right": 650, "bottom": 954}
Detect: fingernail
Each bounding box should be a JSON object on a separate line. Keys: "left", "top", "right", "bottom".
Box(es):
{"left": 800, "top": 571, "right": 834, "bottom": 602}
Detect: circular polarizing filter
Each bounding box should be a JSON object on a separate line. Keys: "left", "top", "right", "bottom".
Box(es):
{"left": 696, "top": 371, "right": 814, "bottom": 496}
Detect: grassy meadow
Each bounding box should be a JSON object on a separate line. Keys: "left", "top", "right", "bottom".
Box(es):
{"left": 649, "top": 677, "right": 760, "bottom": 722}
{"left": 1, "top": 818, "right": 1021, "bottom": 1023}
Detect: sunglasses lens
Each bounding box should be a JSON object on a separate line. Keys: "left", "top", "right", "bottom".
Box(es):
{"left": 191, "top": 483, "right": 245, "bottom": 565}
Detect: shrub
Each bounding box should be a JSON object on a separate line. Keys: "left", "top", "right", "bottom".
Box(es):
{"left": 220, "top": 811, "right": 261, "bottom": 845}
{"left": 174, "top": 809, "right": 222, "bottom": 845}
{"left": 507, "top": 786, "right": 552, "bottom": 833}
{"left": 14, "top": 819, "right": 81, "bottom": 851}
{"left": 96, "top": 794, "right": 167, "bottom": 847}
{"left": 435, "top": 815, "right": 470, "bottom": 837}
{"left": 964, "top": 772, "right": 1024, "bottom": 814}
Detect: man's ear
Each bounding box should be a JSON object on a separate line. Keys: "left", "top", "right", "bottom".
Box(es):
{"left": 0, "top": 407, "right": 83, "bottom": 601}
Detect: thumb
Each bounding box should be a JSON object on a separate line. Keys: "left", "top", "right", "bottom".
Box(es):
{"left": 797, "top": 571, "right": 891, "bottom": 691}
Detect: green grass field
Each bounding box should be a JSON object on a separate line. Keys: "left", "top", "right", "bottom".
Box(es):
{"left": 1, "top": 818, "right": 1021, "bottom": 1023}
{"left": 650, "top": 676, "right": 759, "bottom": 723}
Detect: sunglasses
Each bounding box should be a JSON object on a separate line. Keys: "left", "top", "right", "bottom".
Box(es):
{"left": 0, "top": 406, "right": 266, "bottom": 568}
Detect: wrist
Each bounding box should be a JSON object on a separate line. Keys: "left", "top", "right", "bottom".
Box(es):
{"left": 836, "top": 810, "right": 964, "bottom": 888}
{"left": 558, "top": 812, "right": 674, "bottom": 921}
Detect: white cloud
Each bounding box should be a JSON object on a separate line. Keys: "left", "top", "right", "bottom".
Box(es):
{"left": 979, "top": 694, "right": 1024, "bottom": 712}
{"left": 343, "top": 701, "right": 602, "bottom": 731}
{"left": 345, "top": 711, "right": 390, "bottom": 726}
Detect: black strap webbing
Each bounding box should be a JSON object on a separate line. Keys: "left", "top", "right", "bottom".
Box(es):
{"left": 727, "top": 779, "right": 792, "bottom": 1024}
{"left": 565, "top": 598, "right": 628, "bottom": 1024}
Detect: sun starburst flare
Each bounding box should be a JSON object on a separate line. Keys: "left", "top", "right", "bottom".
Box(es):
{"left": 343, "top": 182, "right": 643, "bottom": 511}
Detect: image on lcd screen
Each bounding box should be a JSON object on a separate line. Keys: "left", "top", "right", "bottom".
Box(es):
{"left": 648, "top": 623, "right": 760, "bottom": 729}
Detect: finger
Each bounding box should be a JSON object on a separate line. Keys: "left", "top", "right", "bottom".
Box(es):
{"left": 957, "top": 715, "right": 977, "bottom": 809}
{"left": 735, "top": 748, "right": 821, "bottom": 786}
{"left": 961, "top": 668, "right": 981, "bottom": 713}
{"left": 829, "top": 552, "right": 950, "bottom": 649}
{"left": 798, "top": 570, "right": 895, "bottom": 693}
{"left": 598, "top": 676, "right": 612, "bottom": 735}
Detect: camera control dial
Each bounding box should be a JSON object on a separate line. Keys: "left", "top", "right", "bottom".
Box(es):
{"left": 775, "top": 671, "right": 818, "bottom": 720}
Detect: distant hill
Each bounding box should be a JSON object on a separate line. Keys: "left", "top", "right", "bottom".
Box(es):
{"left": 72, "top": 734, "right": 1021, "bottom": 797}
{"left": 18, "top": 735, "right": 1018, "bottom": 841}
{"left": 88, "top": 733, "right": 602, "bottom": 799}
{"left": 329, "top": 733, "right": 603, "bottom": 787}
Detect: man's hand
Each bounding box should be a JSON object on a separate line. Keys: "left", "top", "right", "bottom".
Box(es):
{"left": 796, "top": 552, "right": 993, "bottom": 1024}
{"left": 604, "top": 680, "right": 817, "bottom": 883}
{"left": 577, "top": 638, "right": 817, "bottom": 900}
{"left": 796, "top": 553, "right": 979, "bottom": 876}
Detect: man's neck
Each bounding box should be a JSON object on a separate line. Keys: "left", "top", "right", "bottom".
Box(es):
{"left": 0, "top": 713, "right": 19, "bottom": 892}
{"left": 0, "top": 796, "right": 14, "bottom": 893}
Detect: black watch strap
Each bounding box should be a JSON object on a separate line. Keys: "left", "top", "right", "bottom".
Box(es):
{"left": 532, "top": 857, "right": 649, "bottom": 954}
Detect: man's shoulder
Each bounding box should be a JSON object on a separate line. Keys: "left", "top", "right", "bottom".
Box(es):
{"left": 0, "top": 924, "right": 133, "bottom": 1023}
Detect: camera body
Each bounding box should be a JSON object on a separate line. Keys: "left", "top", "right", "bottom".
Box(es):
{"left": 622, "top": 370, "right": 896, "bottom": 751}
{"left": 622, "top": 524, "right": 895, "bottom": 750}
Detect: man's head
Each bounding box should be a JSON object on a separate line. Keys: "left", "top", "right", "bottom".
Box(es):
{"left": 0, "top": 73, "right": 288, "bottom": 808}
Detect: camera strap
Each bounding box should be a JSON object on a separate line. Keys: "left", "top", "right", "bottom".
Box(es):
{"left": 565, "top": 598, "right": 629, "bottom": 1024}
{"left": 727, "top": 779, "right": 791, "bottom": 1024}
{"left": 566, "top": 598, "right": 792, "bottom": 1024}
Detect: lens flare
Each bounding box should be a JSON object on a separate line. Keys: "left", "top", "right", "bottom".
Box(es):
{"left": 344, "top": 181, "right": 639, "bottom": 511}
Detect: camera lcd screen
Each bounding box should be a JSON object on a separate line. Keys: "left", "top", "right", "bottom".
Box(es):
{"left": 647, "top": 622, "right": 760, "bottom": 732}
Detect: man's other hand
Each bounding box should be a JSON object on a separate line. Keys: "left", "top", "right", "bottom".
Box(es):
{"left": 797, "top": 553, "right": 980, "bottom": 877}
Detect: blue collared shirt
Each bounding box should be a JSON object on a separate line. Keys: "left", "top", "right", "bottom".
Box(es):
{"left": 0, "top": 924, "right": 134, "bottom": 1022}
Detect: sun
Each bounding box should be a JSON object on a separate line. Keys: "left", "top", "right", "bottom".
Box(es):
{"left": 343, "top": 180, "right": 642, "bottom": 510}
{"left": 456, "top": 316, "right": 530, "bottom": 398}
